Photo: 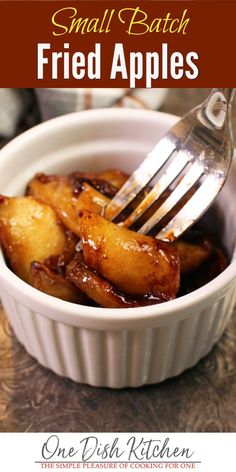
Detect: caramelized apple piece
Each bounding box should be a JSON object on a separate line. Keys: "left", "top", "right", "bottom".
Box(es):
{"left": 45, "top": 230, "right": 78, "bottom": 275}
{"left": 68, "top": 173, "right": 118, "bottom": 198}
{"left": 28, "top": 175, "right": 109, "bottom": 235}
{"left": 179, "top": 247, "right": 228, "bottom": 296}
{"left": 97, "top": 169, "right": 129, "bottom": 189}
{"left": 31, "top": 261, "right": 87, "bottom": 303}
{"left": 0, "top": 196, "right": 66, "bottom": 285}
{"left": 72, "top": 182, "right": 109, "bottom": 219}
{"left": 67, "top": 256, "right": 171, "bottom": 308}
{"left": 68, "top": 168, "right": 128, "bottom": 195}
{"left": 77, "top": 210, "right": 180, "bottom": 297}
{"left": 175, "top": 240, "right": 212, "bottom": 273}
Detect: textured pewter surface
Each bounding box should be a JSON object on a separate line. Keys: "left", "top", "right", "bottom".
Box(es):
{"left": 1, "top": 88, "right": 236, "bottom": 432}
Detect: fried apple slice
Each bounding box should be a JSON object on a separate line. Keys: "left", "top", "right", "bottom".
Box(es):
{"left": 45, "top": 230, "right": 78, "bottom": 275}
{"left": 68, "top": 173, "right": 118, "bottom": 198}
{"left": 77, "top": 210, "right": 180, "bottom": 297}
{"left": 97, "top": 169, "right": 129, "bottom": 190}
{"left": 67, "top": 256, "right": 171, "bottom": 308}
{"left": 0, "top": 196, "right": 66, "bottom": 285}
{"left": 68, "top": 169, "right": 128, "bottom": 195}
{"left": 31, "top": 261, "right": 87, "bottom": 303}
{"left": 179, "top": 247, "right": 228, "bottom": 296}
{"left": 175, "top": 240, "right": 212, "bottom": 273}
{"left": 28, "top": 175, "right": 109, "bottom": 236}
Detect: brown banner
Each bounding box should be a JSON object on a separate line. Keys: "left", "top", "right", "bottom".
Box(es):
{"left": 0, "top": 0, "right": 235, "bottom": 87}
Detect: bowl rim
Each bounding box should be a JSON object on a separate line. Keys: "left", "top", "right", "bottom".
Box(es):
{"left": 0, "top": 107, "right": 236, "bottom": 329}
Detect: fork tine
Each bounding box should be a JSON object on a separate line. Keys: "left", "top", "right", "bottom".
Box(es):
{"left": 156, "top": 175, "right": 223, "bottom": 241}
{"left": 104, "top": 136, "right": 176, "bottom": 221}
{"left": 122, "top": 149, "right": 191, "bottom": 228}
{"left": 138, "top": 161, "right": 204, "bottom": 235}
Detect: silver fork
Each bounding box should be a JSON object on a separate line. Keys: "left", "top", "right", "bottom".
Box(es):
{"left": 104, "top": 88, "right": 235, "bottom": 241}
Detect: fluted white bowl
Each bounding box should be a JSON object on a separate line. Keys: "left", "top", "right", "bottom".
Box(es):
{"left": 0, "top": 108, "right": 236, "bottom": 388}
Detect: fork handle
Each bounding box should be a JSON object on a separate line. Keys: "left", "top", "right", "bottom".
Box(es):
{"left": 221, "top": 88, "right": 235, "bottom": 107}
{"left": 203, "top": 88, "right": 235, "bottom": 129}
{"left": 211, "top": 88, "right": 235, "bottom": 108}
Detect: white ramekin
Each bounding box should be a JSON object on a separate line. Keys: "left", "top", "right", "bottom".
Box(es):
{"left": 0, "top": 108, "right": 236, "bottom": 388}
